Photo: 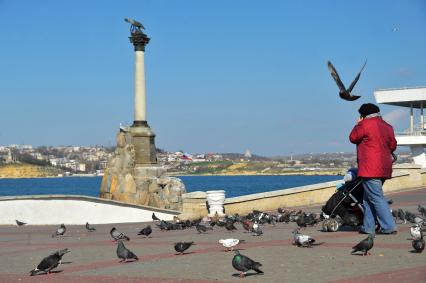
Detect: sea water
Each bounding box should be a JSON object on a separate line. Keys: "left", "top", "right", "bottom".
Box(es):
{"left": 0, "top": 175, "right": 341, "bottom": 198}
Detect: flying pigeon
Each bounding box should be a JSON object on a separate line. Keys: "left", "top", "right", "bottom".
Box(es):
{"left": 232, "top": 250, "right": 264, "bottom": 278}
{"left": 116, "top": 241, "right": 138, "bottom": 262}
{"left": 174, "top": 242, "right": 195, "bottom": 255}
{"left": 30, "top": 248, "right": 70, "bottom": 276}
{"left": 327, "top": 60, "right": 367, "bottom": 101}
{"left": 138, "top": 225, "right": 152, "bottom": 238}
{"left": 124, "top": 18, "right": 145, "bottom": 29}
{"left": 196, "top": 223, "right": 212, "bottom": 234}
{"left": 292, "top": 229, "right": 316, "bottom": 248}
{"left": 410, "top": 225, "right": 423, "bottom": 240}
{"left": 52, "top": 224, "right": 66, "bottom": 238}
{"left": 110, "top": 227, "right": 130, "bottom": 241}
{"left": 85, "top": 222, "right": 96, "bottom": 232}
{"left": 15, "top": 220, "right": 27, "bottom": 226}
{"left": 412, "top": 238, "right": 425, "bottom": 253}
{"left": 351, "top": 234, "right": 374, "bottom": 256}
{"left": 219, "top": 239, "right": 245, "bottom": 252}
{"left": 152, "top": 213, "right": 160, "bottom": 221}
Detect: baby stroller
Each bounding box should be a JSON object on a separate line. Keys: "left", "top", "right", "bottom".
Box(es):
{"left": 321, "top": 168, "right": 364, "bottom": 232}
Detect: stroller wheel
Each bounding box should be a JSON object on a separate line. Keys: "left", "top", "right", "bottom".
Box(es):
{"left": 327, "top": 219, "right": 339, "bottom": 232}
{"left": 322, "top": 220, "right": 330, "bottom": 232}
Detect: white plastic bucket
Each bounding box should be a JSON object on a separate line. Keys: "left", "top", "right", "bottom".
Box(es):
{"left": 206, "top": 190, "right": 226, "bottom": 217}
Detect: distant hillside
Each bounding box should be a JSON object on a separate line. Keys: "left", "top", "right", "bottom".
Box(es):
{"left": 0, "top": 163, "right": 63, "bottom": 179}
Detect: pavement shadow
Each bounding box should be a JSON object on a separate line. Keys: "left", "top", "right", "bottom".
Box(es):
{"left": 409, "top": 250, "right": 422, "bottom": 253}
{"left": 232, "top": 272, "right": 264, "bottom": 278}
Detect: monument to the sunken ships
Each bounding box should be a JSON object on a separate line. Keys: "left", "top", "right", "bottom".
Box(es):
{"left": 99, "top": 19, "right": 186, "bottom": 210}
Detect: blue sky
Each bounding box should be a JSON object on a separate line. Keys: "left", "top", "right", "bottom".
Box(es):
{"left": 0, "top": 1, "right": 425, "bottom": 156}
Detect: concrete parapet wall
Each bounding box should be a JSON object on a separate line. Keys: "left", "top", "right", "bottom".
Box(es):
{"left": 180, "top": 168, "right": 425, "bottom": 219}
{"left": 0, "top": 195, "right": 179, "bottom": 225}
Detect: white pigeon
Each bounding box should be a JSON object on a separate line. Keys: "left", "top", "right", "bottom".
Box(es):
{"left": 410, "top": 225, "right": 423, "bottom": 240}
{"left": 292, "top": 229, "right": 315, "bottom": 248}
{"left": 219, "top": 238, "right": 244, "bottom": 251}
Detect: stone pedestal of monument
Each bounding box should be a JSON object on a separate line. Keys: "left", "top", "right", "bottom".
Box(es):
{"left": 99, "top": 20, "right": 186, "bottom": 211}
{"left": 99, "top": 131, "right": 186, "bottom": 210}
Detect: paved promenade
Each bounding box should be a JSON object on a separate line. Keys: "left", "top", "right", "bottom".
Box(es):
{"left": 0, "top": 188, "right": 425, "bottom": 283}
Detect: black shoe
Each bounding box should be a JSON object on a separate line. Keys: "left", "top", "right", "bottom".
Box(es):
{"left": 377, "top": 230, "right": 397, "bottom": 235}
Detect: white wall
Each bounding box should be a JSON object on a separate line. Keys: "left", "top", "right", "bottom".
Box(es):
{"left": 0, "top": 196, "right": 178, "bottom": 225}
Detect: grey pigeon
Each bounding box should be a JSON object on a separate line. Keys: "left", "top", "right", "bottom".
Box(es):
{"left": 137, "top": 225, "right": 152, "bottom": 238}
{"left": 232, "top": 250, "right": 263, "bottom": 277}
{"left": 418, "top": 205, "right": 426, "bottom": 218}
{"left": 412, "top": 238, "right": 425, "bottom": 253}
{"left": 30, "top": 248, "right": 70, "bottom": 276}
{"left": 52, "top": 224, "right": 66, "bottom": 238}
{"left": 124, "top": 18, "right": 145, "bottom": 29}
{"left": 174, "top": 242, "right": 195, "bottom": 255}
{"left": 397, "top": 209, "right": 407, "bottom": 224}
{"left": 196, "top": 223, "right": 212, "bottom": 234}
{"left": 351, "top": 234, "right": 374, "bottom": 256}
{"left": 16, "top": 220, "right": 27, "bottom": 226}
{"left": 328, "top": 60, "right": 367, "bottom": 101}
{"left": 152, "top": 212, "right": 160, "bottom": 221}
{"left": 225, "top": 220, "right": 237, "bottom": 232}
{"left": 251, "top": 222, "right": 263, "bottom": 236}
{"left": 116, "top": 241, "right": 138, "bottom": 262}
{"left": 292, "top": 229, "right": 316, "bottom": 247}
{"left": 110, "top": 227, "right": 130, "bottom": 241}
{"left": 405, "top": 210, "right": 417, "bottom": 223}
{"left": 85, "top": 222, "right": 96, "bottom": 232}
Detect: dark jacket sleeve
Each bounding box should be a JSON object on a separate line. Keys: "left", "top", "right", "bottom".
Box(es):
{"left": 349, "top": 123, "right": 365, "bottom": 145}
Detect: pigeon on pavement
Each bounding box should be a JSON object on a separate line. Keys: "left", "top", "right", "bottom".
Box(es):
{"left": 116, "top": 241, "right": 138, "bottom": 262}
{"left": 351, "top": 234, "right": 374, "bottom": 256}
{"left": 412, "top": 237, "right": 425, "bottom": 253}
{"left": 418, "top": 205, "right": 426, "bottom": 218}
{"left": 232, "top": 250, "right": 264, "bottom": 278}
{"left": 30, "top": 248, "right": 70, "bottom": 276}
{"left": 219, "top": 239, "right": 245, "bottom": 252}
{"left": 174, "top": 242, "right": 195, "bottom": 255}
{"left": 410, "top": 225, "right": 423, "bottom": 240}
{"left": 110, "top": 227, "right": 130, "bottom": 241}
{"left": 251, "top": 222, "right": 263, "bottom": 236}
{"left": 138, "top": 225, "right": 152, "bottom": 238}
{"left": 52, "top": 224, "right": 66, "bottom": 238}
{"left": 196, "top": 223, "right": 212, "bottom": 234}
{"left": 397, "top": 209, "right": 407, "bottom": 224}
{"left": 16, "top": 220, "right": 27, "bottom": 226}
{"left": 292, "top": 229, "right": 316, "bottom": 247}
{"left": 225, "top": 220, "right": 237, "bottom": 232}
{"left": 152, "top": 213, "right": 160, "bottom": 221}
{"left": 85, "top": 222, "right": 96, "bottom": 232}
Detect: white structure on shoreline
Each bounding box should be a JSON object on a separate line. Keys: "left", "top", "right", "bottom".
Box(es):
{"left": 375, "top": 86, "right": 426, "bottom": 167}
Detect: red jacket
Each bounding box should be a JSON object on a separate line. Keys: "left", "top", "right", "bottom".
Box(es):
{"left": 349, "top": 116, "right": 397, "bottom": 179}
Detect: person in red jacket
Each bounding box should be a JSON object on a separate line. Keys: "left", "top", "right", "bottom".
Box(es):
{"left": 349, "top": 103, "right": 397, "bottom": 235}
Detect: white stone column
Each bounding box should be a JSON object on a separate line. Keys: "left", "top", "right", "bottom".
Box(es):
{"left": 134, "top": 50, "right": 146, "bottom": 122}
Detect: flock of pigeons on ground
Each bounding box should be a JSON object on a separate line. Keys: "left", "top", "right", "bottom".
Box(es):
{"left": 17, "top": 203, "right": 425, "bottom": 278}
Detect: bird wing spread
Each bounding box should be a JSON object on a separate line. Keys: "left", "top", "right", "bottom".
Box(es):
{"left": 328, "top": 61, "right": 346, "bottom": 92}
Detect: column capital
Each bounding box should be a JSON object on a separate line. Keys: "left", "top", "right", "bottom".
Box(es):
{"left": 129, "top": 31, "right": 150, "bottom": 52}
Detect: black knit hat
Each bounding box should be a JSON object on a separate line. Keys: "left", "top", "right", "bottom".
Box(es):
{"left": 358, "top": 103, "right": 380, "bottom": 118}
